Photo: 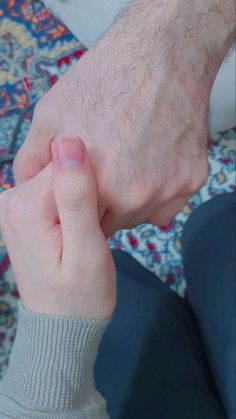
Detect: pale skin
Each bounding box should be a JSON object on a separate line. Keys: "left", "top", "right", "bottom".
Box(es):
{"left": 0, "top": 136, "right": 116, "bottom": 319}
{"left": 12, "top": 0, "right": 236, "bottom": 237}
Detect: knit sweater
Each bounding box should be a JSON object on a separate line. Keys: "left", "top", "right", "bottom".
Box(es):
{"left": 0, "top": 302, "right": 110, "bottom": 418}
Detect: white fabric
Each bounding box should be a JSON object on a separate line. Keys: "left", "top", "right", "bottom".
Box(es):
{"left": 43, "top": 0, "right": 236, "bottom": 132}
{"left": 209, "top": 46, "right": 235, "bottom": 132}
{"left": 43, "top": 0, "right": 131, "bottom": 48}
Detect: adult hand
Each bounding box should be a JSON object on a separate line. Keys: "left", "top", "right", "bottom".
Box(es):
{"left": 0, "top": 135, "right": 116, "bottom": 320}
{"left": 13, "top": 0, "right": 235, "bottom": 236}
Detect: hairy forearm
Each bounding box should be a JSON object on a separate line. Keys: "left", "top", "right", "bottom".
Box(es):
{"left": 73, "top": 0, "right": 234, "bottom": 156}
{"left": 93, "top": 0, "right": 235, "bottom": 101}
{"left": 117, "top": 0, "right": 235, "bottom": 59}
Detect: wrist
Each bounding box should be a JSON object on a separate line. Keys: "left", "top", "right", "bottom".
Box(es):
{"left": 166, "top": 0, "right": 235, "bottom": 103}
{"left": 88, "top": 0, "right": 235, "bottom": 107}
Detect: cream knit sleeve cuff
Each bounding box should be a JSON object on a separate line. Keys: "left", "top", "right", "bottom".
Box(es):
{"left": 0, "top": 301, "right": 110, "bottom": 419}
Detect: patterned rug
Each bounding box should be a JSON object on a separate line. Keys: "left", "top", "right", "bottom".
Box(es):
{"left": 0, "top": 0, "right": 235, "bottom": 379}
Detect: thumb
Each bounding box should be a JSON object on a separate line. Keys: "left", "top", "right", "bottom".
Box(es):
{"left": 51, "top": 135, "right": 101, "bottom": 263}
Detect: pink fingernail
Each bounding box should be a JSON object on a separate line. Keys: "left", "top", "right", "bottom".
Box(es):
{"left": 54, "top": 135, "right": 85, "bottom": 169}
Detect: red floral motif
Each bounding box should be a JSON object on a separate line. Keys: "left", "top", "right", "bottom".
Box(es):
{"left": 11, "top": 290, "right": 20, "bottom": 298}
{"left": 49, "top": 75, "right": 58, "bottom": 87}
{"left": 147, "top": 241, "right": 155, "bottom": 252}
{"left": 159, "top": 221, "right": 173, "bottom": 231}
{"left": 73, "top": 49, "right": 85, "bottom": 60}
{"left": 0, "top": 254, "right": 10, "bottom": 276}
{"left": 221, "top": 158, "right": 231, "bottom": 165}
{"left": 208, "top": 138, "right": 214, "bottom": 149}
{"left": 153, "top": 252, "right": 159, "bottom": 263}
{"left": 166, "top": 275, "right": 175, "bottom": 285}
{"left": 56, "top": 55, "right": 71, "bottom": 67}
{"left": 128, "top": 233, "right": 138, "bottom": 249}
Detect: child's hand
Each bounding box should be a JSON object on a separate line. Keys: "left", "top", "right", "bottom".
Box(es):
{"left": 0, "top": 135, "right": 116, "bottom": 320}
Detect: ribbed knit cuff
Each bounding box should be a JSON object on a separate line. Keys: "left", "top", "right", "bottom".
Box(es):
{"left": 0, "top": 301, "right": 110, "bottom": 418}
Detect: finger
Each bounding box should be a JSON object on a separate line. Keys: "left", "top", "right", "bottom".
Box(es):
{"left": 0, "top": 162, "right": 54, "bottom": 251}
{"left": 4, "top": 163, "right": 55, "bottom": 227}
{"left": 51, "top": 135, "right": 102, "bottom": 263}
{"left": 13, "top": 123, "right": 53, "bottom": 186}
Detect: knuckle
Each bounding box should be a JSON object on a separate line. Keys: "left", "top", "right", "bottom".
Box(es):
{"left": 31, "top": 97, "right": 57, "bottom": 138}
{"left": 31, "top": 99, "right": 50, "bottom": 131}
{"left": 12, "top": 146, "right": 34, "bottom": 182}
{"left": 13, "top": 152, "right": 36, "bottom": 184}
